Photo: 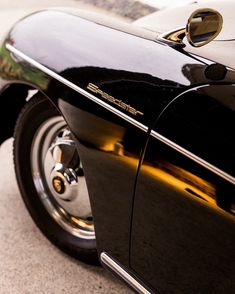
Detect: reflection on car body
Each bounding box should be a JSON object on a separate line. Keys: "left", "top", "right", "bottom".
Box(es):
{"left": 0, "top": 1, "right": 234, "bottom": 293}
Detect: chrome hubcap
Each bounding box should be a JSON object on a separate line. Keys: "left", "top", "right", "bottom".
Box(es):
{"left": 31, "top": 116, "right": 95, "bottom": 239}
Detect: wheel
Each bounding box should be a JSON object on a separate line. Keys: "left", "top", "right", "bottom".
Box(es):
{"left": 13, "top": 94, "right": 98, "bottom": 265}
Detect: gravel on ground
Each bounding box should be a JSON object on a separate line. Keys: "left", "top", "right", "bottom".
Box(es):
{"left": 79, "top": 0, "right": 158, "bottom": 20}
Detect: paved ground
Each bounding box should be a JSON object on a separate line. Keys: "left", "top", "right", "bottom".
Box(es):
{"left": 0, "top": 1, "right": 137, "bottom": 293}
{"left": 0, "top": 139, "right": 134, "bottom": 294}
{"left": 0, "top": 1, "right": 190, "bottom": 293}
{"left": 0, "top": 0, "right": 130, "bottom": 37}
{"left": 0, "top": 0, "right": 157, "bottom": 36}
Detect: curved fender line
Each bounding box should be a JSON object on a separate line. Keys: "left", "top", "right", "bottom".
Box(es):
{"left": 151, "top": 130, "right": 235, "bottom": 185}
{"left": 6, "top": 43, "right": 235, "bottom": 186}
{"left": 6, "top": 43, "right": 148, "bottom": 133}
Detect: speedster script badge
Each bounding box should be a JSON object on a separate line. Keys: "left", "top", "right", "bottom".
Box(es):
{"left": 87, "top": 83, "right": 144, "bottom": 116}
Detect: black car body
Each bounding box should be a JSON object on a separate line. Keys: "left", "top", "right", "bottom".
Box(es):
{"left": 0, "top": 1, "right": 234, "bottom": 293}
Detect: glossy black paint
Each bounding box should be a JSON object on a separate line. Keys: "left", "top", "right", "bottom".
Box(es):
{"left": 46, "top": 79, "right": 149, "bottom": 266}
{"left": 0, "top": 8, "right": 235, "bottom": 293}
{"left": 132, "top": 136, "right": 235, "bottom": 293}
{"left": 1, "top": 10, "right": 205, "bottom": 266}
{"left": 132, "top": 86, "right": 235, "bottom": 293}
{"left": 156, "top": 85, "right": 235, "bottom": 176}
{"left": 0, "top": 83, "right": 30, "bottom": 143}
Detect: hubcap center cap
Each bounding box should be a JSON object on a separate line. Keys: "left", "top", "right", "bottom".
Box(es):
{"left": 33, "top": 121, "right": 95, "bottom": 237}
{"left": 52, "top": 176, "right": 65, "bottom": 194}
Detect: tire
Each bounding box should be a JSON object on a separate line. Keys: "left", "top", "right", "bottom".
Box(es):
{"left": 13, "top": 94, "right": 98, "bottom": 265}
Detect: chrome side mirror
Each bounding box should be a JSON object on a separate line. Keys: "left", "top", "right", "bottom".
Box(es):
{"left": 186, "top": 9, "right": 223, "bottom": 47}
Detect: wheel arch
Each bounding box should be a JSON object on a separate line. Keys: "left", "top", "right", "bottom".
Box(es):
{"left": 0, "top": 82, "right": 53, "bottom": 144}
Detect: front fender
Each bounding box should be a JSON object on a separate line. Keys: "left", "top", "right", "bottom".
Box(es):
{"left": 0, "top": 8, "right": 232, "bottom": 269}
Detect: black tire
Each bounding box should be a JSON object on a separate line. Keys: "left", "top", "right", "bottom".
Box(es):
{"left": 13, "top": 94, "right": 99, "bottom": 265}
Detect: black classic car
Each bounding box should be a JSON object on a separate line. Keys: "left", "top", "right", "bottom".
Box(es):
{"left": 0, "top": 1, "right": 234, "bottom": 293}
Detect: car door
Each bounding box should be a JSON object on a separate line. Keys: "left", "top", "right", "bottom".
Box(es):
{"left": 131, "top": 84, "right": 235, "bottom": 293}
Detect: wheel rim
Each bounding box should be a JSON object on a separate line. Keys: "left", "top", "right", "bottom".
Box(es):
{"left": 31, "top": 116, "right": 95, "bottom": 240}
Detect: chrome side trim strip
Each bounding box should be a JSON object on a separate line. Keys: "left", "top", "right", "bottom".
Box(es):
{"left": 151, "top": 130, "right": 235, "bottom": 185}
{"left": 100, "top": 252, "right": 151, "bottom": 294}
{"left": 5, "top": 43, "right": 148, "bottom": 133}
{"left": 6, "top": 43, "right": 235, "bottom": 185}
